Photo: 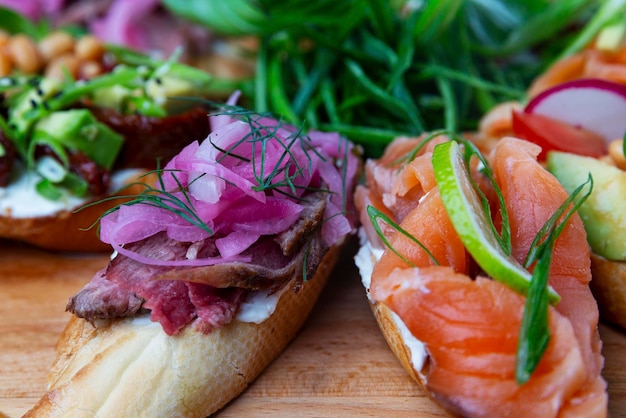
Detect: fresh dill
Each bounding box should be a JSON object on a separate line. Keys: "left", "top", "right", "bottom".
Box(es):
{"left": 206, "top": 105, "right": 334, "bottom": 200}
{"left": 366, "top": 205, "right": 440, "bottom": 267}
{"left": 516, "top": 175, "right": 594, "bottom": 384}
{"left": 78, "top": 169, "right": 214, "bottom": 236}
{"left": 81, "top": 105, "right": 352, "bottom": 240}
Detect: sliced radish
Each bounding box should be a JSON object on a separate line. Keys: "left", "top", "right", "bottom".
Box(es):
{"left": 525, "top": 78, "right": 626, "bottom": 143}
{"left": 511, "top": 110, "right": 607, "bottom": 159}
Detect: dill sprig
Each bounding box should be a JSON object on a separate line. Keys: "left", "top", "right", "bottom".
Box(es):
{"left": 208, "top": 105, "right": 330, "bottom": 199}
{"left": 78, "top": 169, "right": 213, "bottom": 236}
{"left": 516, "top": 175, "right": 593, "bottom": 384}
{"left": 367, "top": 205, "right": 440, "bottom": 267}
{"left": 81, "top": 104, "right": 351, "bottom": 238}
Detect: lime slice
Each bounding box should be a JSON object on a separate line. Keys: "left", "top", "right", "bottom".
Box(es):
{"left": 432, "top": 140, "right": 559, "bottom": 303}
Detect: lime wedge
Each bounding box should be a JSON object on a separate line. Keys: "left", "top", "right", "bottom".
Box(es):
{"left": 432, "top": 140, "right": 559, "bottom": 303}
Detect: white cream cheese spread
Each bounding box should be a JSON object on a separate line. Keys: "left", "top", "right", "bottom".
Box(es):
{"left": 354, "top": 227, "right": 429, "bottom": 377}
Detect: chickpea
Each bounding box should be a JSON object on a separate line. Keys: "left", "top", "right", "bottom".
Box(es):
{"left": 0, "top": 31, "right": 10, "bottom": 48}
{"left": 75, "top": 35, "right": 104, "bottom": 62}
{"left": 39, "top": 31, "right": 75, "bottom": 62}
{"left": 78, "top": 60, "right": 103, "bottom": 80}
{"left": 608, "top": 139, "right": 626, "bottom": 170}
{"left": 7, "top": 34, "right": 43, "bottom": 74}
{"left": 45, "top": 53, "right": 80, "bottom": 80}
{"left": 0, "top": 53, "right": 12, "bottom": 76}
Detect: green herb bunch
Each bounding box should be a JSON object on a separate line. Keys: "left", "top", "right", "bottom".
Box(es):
{"left": 163, "top": 0, "right": 623, "bottom": 156}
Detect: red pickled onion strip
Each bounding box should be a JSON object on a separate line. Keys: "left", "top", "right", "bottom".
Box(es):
{"left": 215, "top": 230, "right": 260, "bottom": 259}
{"left": 220, "top": 197, "right": 303, "bottom": 235}
{"left": 111, "top": 242, "right": 251, "bottom": 267}
{"left": 321, "top": 201, "right": 354, "bottom": 245}
{"left": 100, "top": 93, "right": 359, "bottom": 267}
{"left": 209, "top": 91, "right": 241, "bottom": 131}
{"left": 100, "top": 204, "right": 179, "bottom": 245}
{"left": 90, "top": 0, "right": 158, "bottom": 50}
{"left": 0, "top": 0, "right": 64, "bottom": 20}
{"left": 165, "top": 224, "right": 213, "bottom": 243}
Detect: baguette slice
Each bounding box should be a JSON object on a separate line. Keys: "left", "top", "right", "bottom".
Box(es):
{"left": 356, "top": 242, "right": 431, "bottom": 405}
{"left": 0, "top": 171, "right": 151, "bottom": 253}
{"left": 369, "top": 302, "right": 427, "bottom": 389}
{"left": 24, "top": 242, "right": 342, "bottom": 417}
{"left": 590, "top": 252, "right": 626, "bottom": 329}
{"left": 0, "top": 198, "right": 128, "bottom": 253}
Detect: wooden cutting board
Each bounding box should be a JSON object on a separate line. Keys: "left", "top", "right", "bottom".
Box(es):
{"left": 1, "top": 238, "right": 625, "bottom": 417}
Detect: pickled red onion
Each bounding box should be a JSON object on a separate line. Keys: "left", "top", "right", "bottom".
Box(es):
{"left": 99, "top": 97, "right": 359, "bottom": 266}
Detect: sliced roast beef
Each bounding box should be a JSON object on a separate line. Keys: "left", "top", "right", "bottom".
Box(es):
{"left": 154, "top": 193, "right": 329, "bottom": 291}
{"left": 155, "top": 234, "right": 328, "bottom": 293}
{"left": 187, "top": 283, "right": 246, "bottom": 334}
{"left": 66, "top": 269, "right": 143, "bottom": 323}
{"left": 274, "top": 190, "right": 327, "bottom": 256}
{"left": 68, "top": 260, "right": 245, "bottom": 336}
{"left": 67, "top": 190, "right": 330, "bottom": 335}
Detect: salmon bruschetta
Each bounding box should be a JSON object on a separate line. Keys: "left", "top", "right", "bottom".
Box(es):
{"left": 355, "top": 133, "right": 607, "bottom": 417}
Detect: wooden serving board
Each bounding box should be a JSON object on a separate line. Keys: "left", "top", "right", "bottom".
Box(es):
{"left": 1, "top": 238, "right": 625, "bottom": 417}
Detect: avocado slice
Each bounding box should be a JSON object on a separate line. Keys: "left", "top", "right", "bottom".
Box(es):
{"left": 32, "top": 109, "right": 124, "bottom": 170}
{"left": 91, "top": 73, "right": 203, "bottom": 116}
{"left": 8, "top": 78, "right": 62, "bottom": 144}
{"left": 547, "top": 151, "right": 626, "bottom": 261}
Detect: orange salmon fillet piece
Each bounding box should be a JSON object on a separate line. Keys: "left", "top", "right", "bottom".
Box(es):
{"left": 363, "top": 136, "right": 607, "bottom": 417}
{"left": 372, "top": 266, "right": 587, "bottom": 418}
{"left": 529, "top": 46, "right": 626, "bottom": 98}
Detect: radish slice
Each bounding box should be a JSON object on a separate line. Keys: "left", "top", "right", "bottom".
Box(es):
{"left": 525, "top": 78, "right": 626, "bottom": 143}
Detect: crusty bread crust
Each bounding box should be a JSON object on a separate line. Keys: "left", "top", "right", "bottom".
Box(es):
{"left": 24, "top": 242, "right": 342, "bottom": 417}
{"left": 0, "top": 172, "right": 151, "bottom": 252}
{"left": 0, "top": 197, "right": 126, "bottom": 253}
{"left": 370, "top": 302, "right": 426, "bottom": 387}
{"left": 590, "top": 252, "right": 626, "bottom": 329}
{"left": 369, "top": 294, "right": 466, "bottom": 417}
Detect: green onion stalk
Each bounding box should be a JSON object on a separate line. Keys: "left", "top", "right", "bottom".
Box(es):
{"left": 162, "top": 0, "right": 624, "bottom": 156}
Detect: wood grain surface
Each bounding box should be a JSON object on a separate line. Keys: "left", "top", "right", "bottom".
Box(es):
{"left": 1, "top": 238, "right": 625, "bottom": 417}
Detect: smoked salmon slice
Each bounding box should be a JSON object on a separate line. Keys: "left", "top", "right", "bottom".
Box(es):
{"left": 356, "top": 136, "right": 608, "bottom": 417}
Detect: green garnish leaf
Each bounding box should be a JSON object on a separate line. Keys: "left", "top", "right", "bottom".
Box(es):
{"left": 61, "top": 171, "right": 89, "bottom": 198}
{"left": 79, "top": 169, "right": 214, "bottom": 236}
{"left": 32, "top": 109, "right": 124, "bottom": 170}
{"left": 161, "top": 0, "right": 609, "bottom": 156}
{"left": 35, "top": 178, "right": 63, "bottom": 200}
{"left": 516, "top": 175, "right": 593, "bottom": 384}
{"left": 366, "top": 205, "right": 440, "bottom": 267}
{"left": 0, "top": 6, "right": 43, "bottom": 38}
{"left": 556, "top": 0, "right": 626, "bottom": 60}
{"left": 524, "top": 175, "right": 594, "bottom": 269}
{"left": 127, "top": 96, "right": 168, "bottom": 118}
{"left": 515, "top": 242, "right": 552, "bottom": 384}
